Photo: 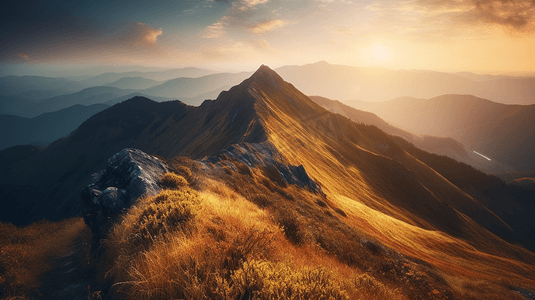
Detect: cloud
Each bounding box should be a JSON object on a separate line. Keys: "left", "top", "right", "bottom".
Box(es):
{"left": 242, "top": 0, "right": 269, "bottom": 7}
{"left": 411, "top": 0, "right": 535, "bottom": 31}
{"left": 248, "top": 19, "right": 286, "bottom": 33}
{"left": 123, "top": 23, "right": 163, "bottom": 46}
{"left": 203, "top": 21, "right": 227, "bottom": 38}
{"left": 202, "top": 0, "right": 274, "bottom": 38}
{"left": 141, "top": 25, "right": 163, "bottom": 45}
{"left": 248, "top": 39, "right": 272, "bottom": 50}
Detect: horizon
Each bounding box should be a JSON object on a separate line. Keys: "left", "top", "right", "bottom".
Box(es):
{"left": 2, "top": 0, "right": 535, "bottom": 76}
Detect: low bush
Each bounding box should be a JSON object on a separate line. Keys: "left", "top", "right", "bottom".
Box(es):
{"left": 160, "top": 172, "right": 188, "bottom": 190}
{"left": 133, "top": 189, "right": 199, "bottom": 241}
{"left": 275, "top": 211, "right": 303, "bottom": 245}
{"left": 218, "top": 260, "right": 350, "bottom": 300}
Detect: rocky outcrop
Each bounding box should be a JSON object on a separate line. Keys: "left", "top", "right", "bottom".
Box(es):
{"left": 203, "top": 142, "right": 323, "bottom": 194}
{"left": 82, "top": 148, "right": 169, "bottom": 239}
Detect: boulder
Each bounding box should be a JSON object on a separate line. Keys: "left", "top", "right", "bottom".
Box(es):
{"left": 82, "top": 148, "right": 169, "bottom": 239}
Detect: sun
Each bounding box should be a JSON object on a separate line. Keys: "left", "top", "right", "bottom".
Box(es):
{"left": 371, "top": 44, "right": 391, "bottom": 62}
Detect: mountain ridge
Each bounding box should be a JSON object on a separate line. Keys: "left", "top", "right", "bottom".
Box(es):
{"left": 1, "top": 66, "right": 534, "bottom": 299}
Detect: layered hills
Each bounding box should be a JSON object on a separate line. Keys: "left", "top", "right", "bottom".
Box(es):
{"left": 0, "top": 103, "right": 109, "bottom": 150}
{"left": 309, "top": 95, "right": 511, "bottom": 174}
{"left": 1, "top": 66, "right": 534, "bottom": 299}
{"left": 275, "top": 61, "right": 535, "bottom": 105}
{"left": 357, "top": 94, "right": 535, "bottom": 170}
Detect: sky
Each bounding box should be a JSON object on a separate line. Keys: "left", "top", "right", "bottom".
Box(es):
{"left": 1, "top": 0, "right": 535, "bottom": 74}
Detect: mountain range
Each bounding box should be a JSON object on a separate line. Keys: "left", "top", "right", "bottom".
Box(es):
{"left": 0, "top": 103, "right": 109, "bottom": 150}
{"left": 275, "top": 61, "right": 535, "bottom": 104}
{"left": 0, "top": 66, "right": 533, "bottom": 248}
{"left": 1, "top": 65, "right": 535, "bottom": 299}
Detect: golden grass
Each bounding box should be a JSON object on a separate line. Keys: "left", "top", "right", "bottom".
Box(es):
{"left": 0, "top": 217, "right": 88, "bottom": 299}
{"left": 247, "top": 82, "right": 535, "bottom": 298}
{"left": 101, "top": 170, "right": 408, "bottom": 300}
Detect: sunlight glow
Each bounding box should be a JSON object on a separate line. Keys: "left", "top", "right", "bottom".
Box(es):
{"left": 371, "top": 45, "right": 390, "bottom": 62}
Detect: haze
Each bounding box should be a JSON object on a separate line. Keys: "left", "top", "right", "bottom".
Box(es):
{"left": 1, "top": 0, "right": 535, "bottom": 75}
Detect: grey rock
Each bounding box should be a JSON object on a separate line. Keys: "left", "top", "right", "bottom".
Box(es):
{"left": 82, "top": 148, "right": 169, "bottom": 239}
{"left": 204, "top": 142, "right": 322, "bottom": 194}
{"left": 100, "top": 187, "right": 127, "bottom": 214}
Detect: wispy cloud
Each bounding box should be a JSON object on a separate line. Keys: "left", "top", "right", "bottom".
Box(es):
{"left": 202, "top": 0, "right": 284, "bottom": 38}
{"left": 248, "top": 19, "right": 286, "bottom": 34}
{"left": 203, "top": 21, "right": 227, "bottom": 38}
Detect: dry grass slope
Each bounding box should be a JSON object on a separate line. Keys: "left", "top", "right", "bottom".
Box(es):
{"left": 99, "top": 163, "right": 410, "bottom": 300}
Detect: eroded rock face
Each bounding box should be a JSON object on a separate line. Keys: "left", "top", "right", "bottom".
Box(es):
{"left": 82, "top": 148, "right": 169, "bottom": 239}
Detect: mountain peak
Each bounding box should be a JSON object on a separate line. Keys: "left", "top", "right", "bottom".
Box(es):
{"left": 245, "top": 64, "right": 285, "bottom": 89}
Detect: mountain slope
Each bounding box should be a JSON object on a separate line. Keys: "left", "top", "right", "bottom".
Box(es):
{"left": 309, "top": 95, "right": 512, "bottom": 174}
{"left": 362, "top": 94, "right": 535, "bottom": 170}
{"left": 0, "top": 103, "right": 109, "bottom": 150}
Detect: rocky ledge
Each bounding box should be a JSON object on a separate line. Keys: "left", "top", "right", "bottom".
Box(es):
{"left": 203, "top": 142, "right": 323, "bottom": 194}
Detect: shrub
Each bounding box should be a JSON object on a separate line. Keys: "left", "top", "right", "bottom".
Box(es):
{"left": 250, "top": 194, "right": 272, "bottom": 208}
{"left": 175, "top": 166, "right": 193, "bottom": 181}
{"left": 276, "top": 212, "right": 303, "bottom": 245}
{"left": 133, "top": 189, "right": 199, "bottom": 241}
{"left": 160, "top": 172, "right": 188, "bottom": 190}
{"left": 218, "top": 260, "right": 350, "bottom": 300}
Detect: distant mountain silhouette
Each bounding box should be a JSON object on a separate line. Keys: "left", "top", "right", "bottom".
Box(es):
{"left": 0, "top": 75, "right": 85, "bottom": 98}
{"left": 103, "top": 92, "right": 174, "bottom": 106}
{"left": 104, "top": 77, "right": 163, "bottom": 90}
{"left": 0, "top": 103, "right": 109, "bottom": 150}
{"left": 142, "top": 72, "right": 251, "bottom": 102}
{"left": 81, "top": 67, "right": 215, "bottom": 87}
{"left": 6, "top": 86, "right": 138, "bottom": 118}
{"left": 1, "top": 66, "right": 534, "bottom": 256}
{"left": 275, "top": 61, "right": 535, "bottom": 105}
{"left": 359, "top": 94, "right": 535, "bottom": 170}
